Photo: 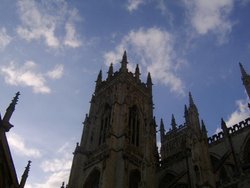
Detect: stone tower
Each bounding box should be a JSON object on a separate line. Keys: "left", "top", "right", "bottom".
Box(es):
{"left": 68, "top": 51, "right": 158, "bottom": 188}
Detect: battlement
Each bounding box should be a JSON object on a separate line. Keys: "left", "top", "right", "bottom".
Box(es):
{"left": 208, "top": 117, "right": 250, "bottom": 145}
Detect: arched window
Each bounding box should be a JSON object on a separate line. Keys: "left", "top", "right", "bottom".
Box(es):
{"left": 128, "top": 106, "right": 140, "bottom": 146}
{"left": 83, "top": 169, "right": 100, "bottom": 188}
{"left": 129, "top": 169, "right": 141, "bottom": 188}
{"left": 99, "top": 104, "right": 111, "bottom": 145}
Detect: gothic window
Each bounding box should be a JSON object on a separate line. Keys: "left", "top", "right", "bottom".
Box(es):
{"left": 128, "top": 105, "right": 140, "bottom": 147}
{"left": 129, "top": 169, "right": 141, "bottom": 188}
{"left": 98, "top": 104, "right": 111, "bottom": 145}
{"left": 83, "top": 169, "right": 100, "bottom": 188}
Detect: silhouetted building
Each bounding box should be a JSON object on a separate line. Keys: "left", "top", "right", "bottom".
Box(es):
{"left": 0, "top": 92, "right": 31, "bottom": 188}
{"left": 67, "top": 52, "right": 250, "bottom": 188}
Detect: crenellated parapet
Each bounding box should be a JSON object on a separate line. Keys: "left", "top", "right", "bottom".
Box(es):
{"left": 208, "top": 117, "right": 250, "bottom": 145}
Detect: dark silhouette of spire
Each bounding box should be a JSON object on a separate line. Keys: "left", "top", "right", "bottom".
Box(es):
{"left": 120, "top": 51, "right": 128, "bottom": 72}
{"left": 19, "top": 160, "right": 31, "bottom": 188}
{"left": 147, "top": 73, "right": 152, "bottom": 87}
{"left": 107, "top": 63, "right": 113, "bottom": 79}
{"left": 2, "top": 92, "right": 20, "bottom": 132}
{"left": 201, "top": 120, "right": 207, "bottom": 137}
{"left": 221, "top": 118, "right": 229, "bottom": 137}
{"left": 135, "top": 64, "right": 140, "bottom": 82}
{"left": 184, "top": 104, "right": 189, "bottom": 124}
{"left": 239, "top": 62, "right": 248, "bottom": 78}
{"left": 61, "top": 182, "right": 65, "bottom": 188}
{"left": 171, "top": 114, "right": 177, "bottom": 130}
{"left": 239, "top": 63, "right": 250, "bottom": 106}
{"left": 160, "top": 118, "right": 165, "bottom": 142}
{"left": 188, "top": 92, "right": 198, "bottom": 113}
{"left": 95, "top": 70, "right": 102, "bottom": 90}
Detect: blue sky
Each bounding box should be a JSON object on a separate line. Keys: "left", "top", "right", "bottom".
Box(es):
{"left": 0, "top": 0, "right": 250, "bottom": 187}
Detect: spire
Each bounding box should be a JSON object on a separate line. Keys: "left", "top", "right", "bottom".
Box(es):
{"left": 135, "top": 64, "right": 140, "bottom": 82}
{"left": 95, "top": 70, "right": 102, "bottom": 90}
{"left": 239, "top": 63, "right": 250, "bottom": 103}
{"left": 107, "top": 63, "right": 113, "bottom": 79}
{"left": 160, "top": 118, "right": 165, "bottom": 142}
{"left": 19, "top": 160, "right": 31, "bottom": 188}
{"left": 184, "top": 104, "right": 189, "bottom": 124}
{"left": 239, "top": 62, "right": 247, "bottom": 78}
{"left": 60, "top": 182, "right": 65, "bottom": 188}
{"left": 171, "top": 114, "right": 177, "bottom": 130}
{"left": 221, "top": 118, "right": 229, "bottom": 137}
{"left": 189, "top": 92, "right": 194, "bottom": 107}
{"left": 188, "top": 92, "right": 198, "bottom": 113}
{"left": 2, "top": 92, "right": 20, "bottom": 132}
{"left": 201, "top": 120, "right": 207, "bottom": 137}
{"left": 120, "top": 51, "right": 128, "bottom": 72}
{"left": 147, "top": 72, "right": 152, "bottom": 87}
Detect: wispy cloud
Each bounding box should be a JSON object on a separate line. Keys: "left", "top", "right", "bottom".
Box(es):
{"left": 27, "top": 142, "right": 73, "bottom": 188}
{"left": 64, "top": 22, "right": 82, "bottom": 48}
{"left": 183, "top": 0, "right": 234, "bottom": 44}
{"left": 47, "top": 64, "right": 64, "bottom": 80}
{"left": 0, "top": 27, "right": 12, "bottom": 50}
{"left": 7, "top": 132, "right": 41, "bottom": 158}
{"left": 0, "top": 61, "right": 64, "bottom": 94}
{"left": 104, "top": 27, "right": 186, "bottom": 95}
{"left": 16, "top": 0, "right": 82, "bottom": 49}
{"left": 126, "top": 0, "right": 145, "bottom": 12}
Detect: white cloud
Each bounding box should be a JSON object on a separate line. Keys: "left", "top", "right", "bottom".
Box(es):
{"left": 27, "top": 142, "right": 73, "bottom": 188}
{"left": 47, "top": 64, "right": 64, "bottom": 79}
{"left": 16, "top": 0, "right": 82, "bottom": 48}
{"left": 127, "top": 0, "right": 145, "bottom": 12}
{"left": 28, "top": 170, "right": 69, "bottom": 188}
{"left": 1, "top": 61, "right": 51, "bottom": 94}
{"left": 226, "top": 98, "right": 250, "bottom": 127}
{"left": 0, "top": 61, "right": 64, "bottom": 94}
{"left": 183, "top": 0, "right": 234, "bottom": 44}
{"left": 0, "top": 27, "right": 12, "bottom": 50}
{"left": 104, "top": 27, "right": 186, "bottom": 95}
{"left": 64, "top": 22, "right": 82, "bottom": 48}
{"left": 7, "top": 133, "right": 41, "bottom": 158}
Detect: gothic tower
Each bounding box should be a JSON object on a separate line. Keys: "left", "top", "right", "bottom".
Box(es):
{"left": 68, "top": 51, "right": 158, "bottom": 188}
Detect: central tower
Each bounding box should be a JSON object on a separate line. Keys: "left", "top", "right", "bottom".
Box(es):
{"left": 68, "top": 51, "right": 158, "bottom": 188}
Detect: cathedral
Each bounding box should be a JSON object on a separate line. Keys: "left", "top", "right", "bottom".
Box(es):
{"left": 1, "top": 52, "right": 249, "bottom": 188}
{"left": 66, "top": 51, "right": 250, "bottom": 188}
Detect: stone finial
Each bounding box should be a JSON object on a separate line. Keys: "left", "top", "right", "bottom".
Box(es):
{"left": 2, "top": 92, "right": 20, "bottom": 132}
{"left": 19, "top": 160, "right": 31, "bottom": 188}
{"left": 61, "top": 182, "right": 65, "bottom": 188}
{"left": 107, "top": 63, "right": 113, "bottom": 79}
{"left": 147, "top": 72, "right": 152, "bottom": 86}
{"left": 239, "top": 62, "right": 247, "bottom": 78}
{"left": 171, "top": 114, "right": 177, "bottom": 130}
{"left": 221, "top": 118, "right": 229, "bottom": 137}
{"left": 120, "top": 51, "right": 128, "bottom": 72}
{"left": 135, "top": 64, "right": 140, "bottom": 82}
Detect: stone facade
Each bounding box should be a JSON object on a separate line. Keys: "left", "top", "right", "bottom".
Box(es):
{"left": 67, "top": 52, "right": 250, "bottom": 188}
